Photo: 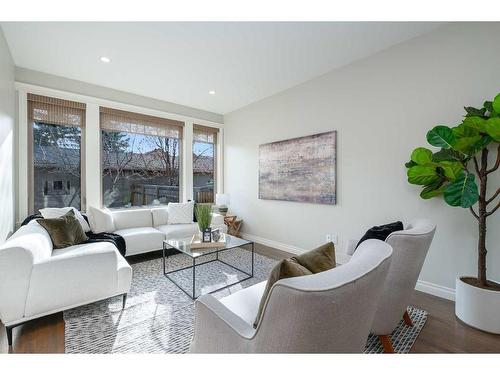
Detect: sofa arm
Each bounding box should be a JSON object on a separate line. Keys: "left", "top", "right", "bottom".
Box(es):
{"left": 190, "top": 294, "right": 255, "bottom": 353}
{"left": 346, "top": 238, "right": 359, "bottom": 256}
{"left": 24, "top": 243, "right": 121, "bottom": 318}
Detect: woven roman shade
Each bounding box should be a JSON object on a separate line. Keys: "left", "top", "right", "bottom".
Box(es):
{"left": 193, "top": 124, "right": 219, "bottom": 143}
{"left": 100, "top": 107, "right": 184, "bottom": 139}
{"left": 28, "top": 94, "right": 86, "bottom": 127}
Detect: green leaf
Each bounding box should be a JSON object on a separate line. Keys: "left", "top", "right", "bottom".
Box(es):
{"left": 411, "top": 147, "right": 433, "bottom": 165}
{"left": 443, "top": 172, "right": 479, "bottom": 208}
{"left": 407, "top": 165, "right": 440, "bottom": 186}
{"left": 439, "top": 161, "right": 464, "bottom": 181}
{"left": 484, "top": 101, "right": 493, "bottom": 112}
{"left": 461, "top": 116, "right": 487, "bottom": 132}
{"left": 453, "top": 123, "right": 480, "bottom": 138}
{"left": 420, "top": 181, "right": 446, "bottom": 199}
{"left": 453, "top": 135, "right": 482, "bottom": 154}
{"left": 432, "top": 148, "right": 464, "bottom": 163}
{"left": 464, "top": 106, "right": 486, "bottom": 118}
{"left": 427, "top": 126, "right": 456, "bottom": 149}
{"left": 485, "top": 117, "right": 500, "bottom": 141}
{"left": 493, "top": 93, "right": 500, "bottom": 113}
{"left": 405, "top": 160, "right": 417, "bottom": 168}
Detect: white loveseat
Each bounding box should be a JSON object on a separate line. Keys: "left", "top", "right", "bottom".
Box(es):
{"left": 0, "top": 220, "right": 132, "bottom": 347}
{"left": 103, "top": 207, "right": 228, "bottom": 256}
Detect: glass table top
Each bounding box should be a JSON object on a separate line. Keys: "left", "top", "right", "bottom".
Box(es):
{"left": 164, "top": 233, "right": 252, "bottom": 258}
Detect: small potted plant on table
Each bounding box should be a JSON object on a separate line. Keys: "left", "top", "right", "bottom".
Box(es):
{"left": 195, "top": 204, "right": 213, "bottom": 242}
{"left": 405, "top": 93, "right": 499, "bottom": 333}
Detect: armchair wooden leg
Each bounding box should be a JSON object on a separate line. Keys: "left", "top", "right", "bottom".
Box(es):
{"left": 403, "top": 310, "right": 413, "bottom": 327}
{"left": 6, "top": 326, "right": 13, "bottom": 347}
{"left": 122, "top": 293, "right": 127, "bottom": 309}
{"left": 378, "top": 335, "right": 394, "bottom": 353}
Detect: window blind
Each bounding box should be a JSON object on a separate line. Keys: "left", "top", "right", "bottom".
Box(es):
{"left": 28, "top": 93, "right": 86, "bottom": 127}
{"left": 100, "top": 107, "right": 184, "bottom": 139}
{"left": 193, "top": 124, "right": 219, "bottom": 144}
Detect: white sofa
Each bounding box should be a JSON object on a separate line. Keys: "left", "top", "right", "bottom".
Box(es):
{"left": 105, "top": 207, "right": 227, "bottom": 256}
{"left": 0, "top": 221, "right": 132, "bottom": 347}
{"left": 190, "top": 239, "right": 393, "bottom": 353}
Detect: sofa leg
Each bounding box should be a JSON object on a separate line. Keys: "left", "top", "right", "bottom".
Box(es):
{"left": 403, "top": 310, "right": 413, "bottom": 327}
{"left": 378, "top": 335, "right": 394, "bottom": 353}
{"left": 122, "top": 293, "right": 127, "bottom": 309}
{"left": 6, "top": 326, "right": 13, "bottom": 347}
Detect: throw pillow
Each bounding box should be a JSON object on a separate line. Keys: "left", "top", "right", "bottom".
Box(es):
{"left": 355, "top": 221, "right": 404, "bottom": 249}
{"left": 37, "top": 210, "right": 88, "bottom": 249}
{"left": 88, "top": 206, "right": 115, "bottom": 234}
{"left": 39, "top": 207, "right": 91, "bottom": 232}
{"left": 291, "top": 242, "right": 335, "bottom": 273}
{"left": 253, "top": 242, "right": 337, "bottom": 328}
{"left": 152, "top": 207, "right": 169, "bottom": 227}
{"left": 253, "top": 259, "right": 312, "bottom": 328}
{"left": 167, "top": 202, "right": 194, "bottom": 224}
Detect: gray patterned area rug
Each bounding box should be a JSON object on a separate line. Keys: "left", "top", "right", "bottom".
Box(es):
{"left": 64, "top": 249, "right": 428, "bottom": 354}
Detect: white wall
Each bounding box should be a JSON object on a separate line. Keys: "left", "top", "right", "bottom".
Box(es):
{"left": 0, "top": 28, "right": 15, "bottom": 243}
{"left": 224, "top": 23, "right": 500, "bottom": 296}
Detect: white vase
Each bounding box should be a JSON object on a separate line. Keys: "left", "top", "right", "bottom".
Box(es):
{"left": 455, "top": 276, "right": 500, "bottom": 334}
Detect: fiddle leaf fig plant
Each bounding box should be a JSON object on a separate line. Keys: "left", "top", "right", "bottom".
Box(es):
{"left": 405, "top": 93, "right": 500, "bottom": 288}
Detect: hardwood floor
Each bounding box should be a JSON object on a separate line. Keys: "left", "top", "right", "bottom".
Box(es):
{"left": 2, "top": 243, "right": 500, "bottom": 353}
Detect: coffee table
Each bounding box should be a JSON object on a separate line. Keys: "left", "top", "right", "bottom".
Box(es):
{"left": 162, "top": 234, "right": 254, "bottom": 299}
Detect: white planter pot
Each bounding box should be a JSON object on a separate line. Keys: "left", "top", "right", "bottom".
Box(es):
{"left": 455, "top": 276, "right": 500, "bottom": 334}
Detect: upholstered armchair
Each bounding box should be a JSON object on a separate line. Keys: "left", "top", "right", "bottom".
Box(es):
{"left": 190, "top": 239, "right": 393, "bottom": 353}
{"left": 347, "top": 219, "right": 436, "bottom": 352}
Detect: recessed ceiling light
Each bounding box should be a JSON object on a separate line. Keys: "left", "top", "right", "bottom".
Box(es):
{"left": 208, "top": 90, "right": 216, "bottom": 95}
{"left": 100, "top": 56, "right": 111, "bottom": 63}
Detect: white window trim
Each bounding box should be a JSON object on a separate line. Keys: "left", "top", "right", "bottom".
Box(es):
{"left": 15, "top": 82, "right": 224, "bottom": 224}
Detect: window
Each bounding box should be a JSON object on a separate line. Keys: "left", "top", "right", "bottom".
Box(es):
{"left": 193, "top": 124, "right": 218, "bottom": 203}
{"left": 100, "top": 107, "right": 184, "bottom": 208}
{"left": 28, "top": 94, "right": 85, "bottom": 212}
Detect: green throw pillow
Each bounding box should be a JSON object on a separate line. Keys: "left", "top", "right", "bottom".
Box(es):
{"left": 253, "top": 242, "right": 336, "bottom": 328}
{"left": 291, "top": 242, "right": 336, "bottom": 273}
{"left": 37, "top": 210, "right": 88, "bottom": 249}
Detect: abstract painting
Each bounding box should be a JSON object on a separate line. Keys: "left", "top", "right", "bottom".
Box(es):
{"left": 259, "top": 131, "right": 337, "bottom": 205}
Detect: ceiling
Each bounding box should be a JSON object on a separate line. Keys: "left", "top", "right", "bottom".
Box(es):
{"left": 1, "top": 22, "right": 441, "bottom": 114}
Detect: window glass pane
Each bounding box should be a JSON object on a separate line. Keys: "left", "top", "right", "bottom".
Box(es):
{"left": 102, "top": 131, "right": 180, "bottom": 208}
{"left": 33, "top": 122, "right": 82, "bottom": 211}
{"left": 193, "top": 140, "right": 215, "bottom": 203}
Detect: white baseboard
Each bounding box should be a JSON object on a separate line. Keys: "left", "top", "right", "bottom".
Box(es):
{"left": 240, "top": 232, "right": 305, "bottom": 255}
{"left": 242, "top": 232, "right": 457, "bottom": 302}
{"left": 416, "top": 280, "right": 455, "bottom": 301}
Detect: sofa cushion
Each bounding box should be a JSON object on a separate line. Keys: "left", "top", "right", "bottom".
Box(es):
{"left": 253, "top": 259, "right": 313, "bottom": 327}
{"left": 220, "top": 281, "right": 267, "bottom": 326}
{"left": 156, "top": 223, "right": 199, "bottom": 240}
{"left": 152, "top": 207, "right": 169, "bottom": 227}
{"left": 88, "top": 206, "right": 115, "bottom": 233}
{"left": 167, "top": 202, "right": 194, "bottom": 224}
{"left": 39, "top": 207, "right": 91, "bottom": 232}
{"left": 112, "top": 209, "right": 153, "bottom": 230}
{"left": 291, "top": 242, "right": 336, "bottom": 273}
{"left": 114, "top": 227, "right": 165, "bottom": 256}
{"left": 37, "top": 211, "right": 88, "bottom": 249}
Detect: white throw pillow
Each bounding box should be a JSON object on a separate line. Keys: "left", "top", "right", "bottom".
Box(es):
{"left": 152, "top": 207, "right": 169, "bottom": 227}
{"left": 39, "top": 207, "right": 91, "bottom": 232}
{"left": 88, "top": 206, "right": 116, "bottom": 233}
{"left": 167, "top": 202, "right": 194, "bottom": 225}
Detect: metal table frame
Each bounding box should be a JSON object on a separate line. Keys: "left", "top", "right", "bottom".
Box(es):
{"left": 162, "top": 240, "right": 254, "bottom": 300}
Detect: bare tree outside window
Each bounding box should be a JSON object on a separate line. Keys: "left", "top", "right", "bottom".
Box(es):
{"left": 33, "top": 122, "right": 82, "bottom": 211}
{"left": 193, "top": 140, "right": 215, "bottom": 203}
{"left": 101, "top": 130, "right": 180, "bottom": 208}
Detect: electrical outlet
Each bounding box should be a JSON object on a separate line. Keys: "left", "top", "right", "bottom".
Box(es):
{"left": 326, "top": 234, "right": 332, "bottom": 243}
